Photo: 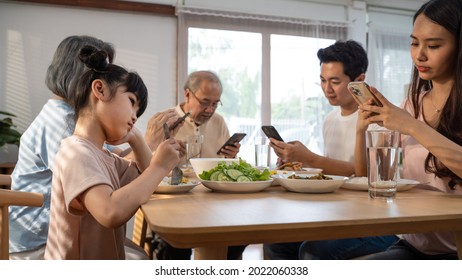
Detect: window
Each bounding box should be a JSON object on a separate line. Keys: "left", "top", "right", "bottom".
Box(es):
{"left": 179, "top": 8, "right": 348, "bottom": 165}
{"left": 367, "top": 25, "right": 413, "bottom": 106}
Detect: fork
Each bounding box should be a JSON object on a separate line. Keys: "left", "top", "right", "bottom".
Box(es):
{"left": 163, "top": 123, "right": 183, "bottom": 185}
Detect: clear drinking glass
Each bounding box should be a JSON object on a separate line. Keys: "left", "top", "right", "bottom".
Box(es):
{"left": 366, "top": 130, "right": 400, "bottom": 201}
{"left": 186, "top": 135, "right": 203, "bottom": 167}
{"left": 254, "top": 136, "right": 270, "bottom": 168}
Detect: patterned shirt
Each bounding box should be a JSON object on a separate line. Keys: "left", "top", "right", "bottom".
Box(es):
{"left": 9, "top": 99, "right": 75, "bottom": 253}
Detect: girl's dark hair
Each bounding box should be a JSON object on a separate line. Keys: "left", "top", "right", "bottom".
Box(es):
{"left": 409, "top": 0, "right": 462, "bottom": 189}
{"left": 74, "top": 45, "right": 148, "bottom": 120}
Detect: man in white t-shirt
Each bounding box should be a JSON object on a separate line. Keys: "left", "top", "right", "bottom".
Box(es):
{"left": 265, "top": 40, "right": 398, "bottom": 260}
{"left": 270, "top": 40, "right": 367, "bottom": 176}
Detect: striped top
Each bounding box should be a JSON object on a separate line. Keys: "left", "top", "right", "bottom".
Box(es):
{"left": 9, "top": 99, "right": 75, "bottom": 253}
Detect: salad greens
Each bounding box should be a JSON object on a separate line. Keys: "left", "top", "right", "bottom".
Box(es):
{"left": 199, "top": 158, "right": 271, "bottom": 182}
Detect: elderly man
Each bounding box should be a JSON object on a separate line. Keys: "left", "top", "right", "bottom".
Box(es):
{"left": 144, "top": 70, "right": 240, "bottom": 159}
{"left": 144, "top": 70, "right": 245, "bottom": 260}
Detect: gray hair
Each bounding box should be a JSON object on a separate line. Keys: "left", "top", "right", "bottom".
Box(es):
{"left": 183, "top": 70, "right": 222, "bottom": 93}
{"left": 45, "top": 35, "right": 115, "bottom": 104}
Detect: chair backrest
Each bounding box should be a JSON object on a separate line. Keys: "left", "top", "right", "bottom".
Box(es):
{"left": 0, "top": 174, "right": 11, "bottom": 188}
{"left": 132, "top": 208, "right": 152, "bottom": 258}
{"left": 0, "top": 175, "right": 44, "bottom": 260}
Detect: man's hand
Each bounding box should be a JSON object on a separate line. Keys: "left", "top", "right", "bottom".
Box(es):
{"left": 145, "top": 109, "right": 183, "bottom": 151}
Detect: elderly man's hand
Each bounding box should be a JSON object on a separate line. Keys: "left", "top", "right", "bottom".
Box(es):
{"left": 145, "top": 109, "right": 183, "bottom": 151}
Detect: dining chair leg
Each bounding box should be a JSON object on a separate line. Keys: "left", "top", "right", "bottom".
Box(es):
{"left": 455, "top": 230, "right": 462, "bottom": 260}
{"left": 194, "top": 246, "right": 227, "bottom": 260}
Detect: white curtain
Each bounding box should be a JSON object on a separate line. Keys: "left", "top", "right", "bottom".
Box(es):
{"left": 367, "top": 24, "right": 413, "bottom": 106}
{"left": 177, "top": 7, "right": 349, "bottom": 100}
{"left": 176, "top": 7, "right": 349, "bottom": 162}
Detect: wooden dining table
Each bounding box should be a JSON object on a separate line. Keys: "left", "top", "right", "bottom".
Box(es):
{"left": 141, "top": 184, "right": 462, "bottom": 260}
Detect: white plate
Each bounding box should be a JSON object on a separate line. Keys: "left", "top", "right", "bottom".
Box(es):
{"left": 270, "top": 168, "right": 324, "bottom": 186}
{"left": 200, "top": 179, "right": 273, "bottom": 193}
{"left": 342, "top": 177, "right": 420, "bottom": 192}
{"left": 276, "top": 174, "right": 346, "bottom": 193}
{"left": 154, "top": 179, "right": 200, "bottom": 194}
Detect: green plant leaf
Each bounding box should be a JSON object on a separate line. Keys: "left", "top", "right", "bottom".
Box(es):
{"left": 0, "top": 111, "right": 21, "bottom": 147}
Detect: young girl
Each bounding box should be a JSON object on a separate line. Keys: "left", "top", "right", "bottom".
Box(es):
{"left": 10, "top": 35, "right": 115, "bottom": 259}
{"left": 44, "top": 46, "right": 179, "bottom": 259}
{"left": 356, "top": 0, "right": 462, "bottom": 259}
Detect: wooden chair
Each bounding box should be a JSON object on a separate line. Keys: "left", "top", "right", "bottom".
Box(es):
{"left": 0, "top": 173, "right": 11, "bottom": 189}
{"left": 131, "top": 208, "right": 153, "bottom": 259}
{"left": 0, "top": 174, "right": 44, "bottom": 260}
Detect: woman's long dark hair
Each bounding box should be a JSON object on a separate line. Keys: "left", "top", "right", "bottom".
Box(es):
{"left": 74, "top": 45, "right": 148, "bottom": 120}
{"left": 409, "top": 0, "right": 462, "bottom": 189}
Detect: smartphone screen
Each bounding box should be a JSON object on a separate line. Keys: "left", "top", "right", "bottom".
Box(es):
{"left": 261, "top": 126, "right": 284, "bottom": 142}
{"left": 216, "top": 133, "right": 247, "bottom": 155}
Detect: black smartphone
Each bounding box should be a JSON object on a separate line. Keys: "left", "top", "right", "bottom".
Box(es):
{"left": 347, "top": 82, "right": 383, "bottom": 107}
{"left": 216, "top": 133, "right": 247, "bottom": 155}
{"left": 169, "top": 111, "right": 191, "bottom": 130}
{"left": 261, "top": 125, "right": 284, "bottom": 142}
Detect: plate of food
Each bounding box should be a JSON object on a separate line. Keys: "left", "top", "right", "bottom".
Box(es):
{"left": 154, "top": 177, "right": 200, "bottom": 194}
{"left": 276, "top": 161, "right": 304, "bottom": 171}
{"left": 273, "top": 168, "right": 323, "bottom": 175}
{"left": 200, "top": 179, "right": 273, "bottom": 193}
{"left": 342, "top": 177, "right": 420, "bottom": 192}
{"left": 197, "top": 158, "right": 273, "bottom": 193}
{"left": 275, "top": 173, "right": 347, "bottom": 193}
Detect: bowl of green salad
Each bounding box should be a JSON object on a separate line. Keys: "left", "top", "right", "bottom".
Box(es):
{"left": 193, "top": 158, "right": 273, "bottom": 193}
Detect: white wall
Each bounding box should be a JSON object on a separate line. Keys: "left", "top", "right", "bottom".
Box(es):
{"left": 0, "top": 0, "right": 418, "bottom": 134}
{"left": 0, "top": 1, "right": 177, "bottom": 133}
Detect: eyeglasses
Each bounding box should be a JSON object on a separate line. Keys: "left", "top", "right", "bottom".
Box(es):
{"left": 187, "top": 88, "right": 222, "bottom": 109}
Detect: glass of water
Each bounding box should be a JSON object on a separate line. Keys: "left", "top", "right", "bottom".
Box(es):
{"left": 254, "top": 136, "right": 270, "bottom": 168}
{"left": 186, "top": 135, "right": 203, "bottom": 167}
{"left": 366, "top": 130, "right": 400, "bottom": 201}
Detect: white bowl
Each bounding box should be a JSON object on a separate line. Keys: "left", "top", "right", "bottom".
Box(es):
{"left": 200, "top": 179, "right": 273, "bottom": 193}
{"left": 276, "top": 174, "right": 346, "bottom": 193}
{"left": 342, "top": 177, "right": 420, "bottom": 192}
{"left": 189, "top": 158, "right": 239, "bottom": 177}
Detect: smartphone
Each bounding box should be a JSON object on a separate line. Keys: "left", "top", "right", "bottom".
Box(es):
{"left": 216, "top": 133, "right": 247, "bottom": 155}
{"left": 169, "top": 111, "right": 191, "bottom": 130}
{"left": 261, "top": 125, "right": 284, "bottom": 142}
{"left": 347, "top": 82, "right": 383, "bottom": 107}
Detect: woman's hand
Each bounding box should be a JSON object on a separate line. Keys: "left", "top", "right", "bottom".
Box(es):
{"left": 359, "top": 86, "right": 415, "bottom": 135}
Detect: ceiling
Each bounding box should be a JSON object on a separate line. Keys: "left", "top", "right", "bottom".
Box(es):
{"left": 293, "top": 0, "right": 428, "bottom": 12}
